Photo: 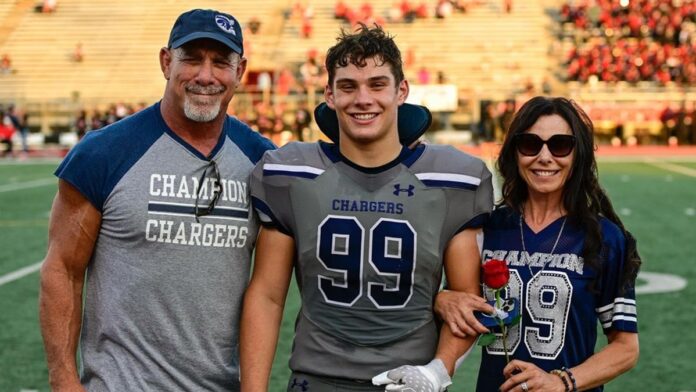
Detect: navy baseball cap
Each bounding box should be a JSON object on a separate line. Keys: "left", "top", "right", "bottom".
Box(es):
{"left": 168, "top": 9, "right": 244, "bottom": 55}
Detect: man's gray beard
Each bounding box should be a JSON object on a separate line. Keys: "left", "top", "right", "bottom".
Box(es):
{"left": 183, "top": 97, "right": 221, "bottom": 122}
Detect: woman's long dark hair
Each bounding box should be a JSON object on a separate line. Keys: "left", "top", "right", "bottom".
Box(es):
{"left": 497, "top": 96, "right": 641, "bottom": 292}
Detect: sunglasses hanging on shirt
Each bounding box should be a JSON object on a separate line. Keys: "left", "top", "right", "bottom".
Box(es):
{"left": 514, "top": 133, "right": 576, "bottom": 157}
{"left": 194, "top": 159, "right": 222, "bottom": 222}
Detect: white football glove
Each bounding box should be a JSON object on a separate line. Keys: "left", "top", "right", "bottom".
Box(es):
{"left": 372, "top": 358, "right": 452, "bottom": 392}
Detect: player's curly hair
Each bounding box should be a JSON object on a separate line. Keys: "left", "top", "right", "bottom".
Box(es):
{"left": 325, "top": 23, "right": 404, "bottom": 87}
{"left": 497, "top": 96, "right": 641, "bottom": 293}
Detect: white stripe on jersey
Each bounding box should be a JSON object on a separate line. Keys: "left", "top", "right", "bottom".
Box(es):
{"left": 601, "top": 314, "right": 638, "bottom": 329}
{"left": 596, "top": 297, "right": 637, "bottom": 324}
{"left": 415, "top": 172, "right": 481, "bottom": 186}
{"left": 596, "top": 297, "right": 636, "bottom": 313}
{"left": 264, "top": 163, "right": 325, "bottom": 175}
{"left": 149, "top": 200, "right": 249, "bottom": 212}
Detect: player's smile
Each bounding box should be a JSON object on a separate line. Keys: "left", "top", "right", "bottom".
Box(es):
{"left": 325, "top": 56, "right": 409, "bottom": 152}
{"left": 350, "top": 112, "right": 378, "bottom": 121}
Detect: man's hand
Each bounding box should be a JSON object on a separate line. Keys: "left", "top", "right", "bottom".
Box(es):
{"left": 372, "top": 359, "right": 452, "bottom": 392}
{"left": 434, "top": 290, "right": 495, "bottom": 338}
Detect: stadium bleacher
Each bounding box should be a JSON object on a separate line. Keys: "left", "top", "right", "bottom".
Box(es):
{"left": 0, "top": 0, "right": 693, "bottom": 145}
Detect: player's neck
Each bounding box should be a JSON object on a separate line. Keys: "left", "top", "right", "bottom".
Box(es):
{"left": 338, "top": 135, "right": 403, "bottom": 168}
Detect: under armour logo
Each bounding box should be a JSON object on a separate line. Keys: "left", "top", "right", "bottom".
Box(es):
{"left": 393, "top": 184, "right": 415, "bottom": 197}
{"left": 290, "top": 378, "right": 309, "bottom": 391}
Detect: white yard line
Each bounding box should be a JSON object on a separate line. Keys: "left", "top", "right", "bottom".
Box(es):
{"left": 636, "top": 271, "right": 688, "bottom": 295}
{"left": 0, "top": 178, "right": 55, "bottom": 193}
{"left": 0, "top": 261, "right": 43, "bottom": 287}
{"left": 644, "top": 160, "right": 696, "bottom": 178}
{"left": 598, "top": 155, "right": 696, "bottom": 163}
{"left": 0, "top": 158, "right": 61, "bottom": 166}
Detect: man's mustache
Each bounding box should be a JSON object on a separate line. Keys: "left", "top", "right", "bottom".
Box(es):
{"left": 185, "top": 85, "right": 225, "bottom": 95}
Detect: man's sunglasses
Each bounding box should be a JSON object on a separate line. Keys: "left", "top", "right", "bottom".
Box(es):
{"left": 514, "top": 133, "right": 576, "bottom": 157}
{"left": 194, "top": 159, "right": 222, "bottom": 221}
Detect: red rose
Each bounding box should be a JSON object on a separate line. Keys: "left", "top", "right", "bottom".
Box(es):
{"left": 482, "top": 259, "right": 509, "bottom": 289}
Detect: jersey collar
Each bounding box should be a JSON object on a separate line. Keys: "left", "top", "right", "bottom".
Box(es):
{"left": 319, "top": 141, "right": 423, "bottom": 174}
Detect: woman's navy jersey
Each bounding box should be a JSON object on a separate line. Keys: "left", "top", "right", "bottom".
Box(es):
{"left": 476, "top": 207, "right": 637, "bottom": 392}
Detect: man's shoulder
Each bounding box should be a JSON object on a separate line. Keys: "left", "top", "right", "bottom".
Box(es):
{"left": 224, "top": 116, "right": 275, "bottom": 164}
{"left": 70, "top": 104, "right": 162, "bottom": 159}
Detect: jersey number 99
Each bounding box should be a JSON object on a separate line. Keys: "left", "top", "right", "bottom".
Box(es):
{"left": 317, "top": 216, "right": 416, "bottom": 309}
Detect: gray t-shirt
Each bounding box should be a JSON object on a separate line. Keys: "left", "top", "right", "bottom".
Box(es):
{"left": 250, "top": 141, "right": 492, "bottom": 380}
{"left": 56, "top": 102, "right": 274, "bottom": 391}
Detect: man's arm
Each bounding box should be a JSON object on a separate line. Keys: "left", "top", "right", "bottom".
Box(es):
{"left": 39, "top": 180, "right": 101, "bottom": 391}
{"left": 434, "top": 228, "right": 483, "bottom": 374}
{"left": 240, "top": 227, "right": 295, "bottom": 392}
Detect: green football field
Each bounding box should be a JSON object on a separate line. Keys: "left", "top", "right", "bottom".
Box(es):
{"left": 1, "top": 157, "right": 695, "bottom": 392}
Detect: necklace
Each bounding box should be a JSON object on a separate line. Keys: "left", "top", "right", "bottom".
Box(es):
{"left": 519, "top": 213, "right": 567, "bottom": 287}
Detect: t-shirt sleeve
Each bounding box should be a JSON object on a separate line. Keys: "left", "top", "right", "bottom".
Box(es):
{"left": 595, "top": 221, "right": 638, "bottom": 334}
{"left": 54, "top": 132, "right": 109, "bottom": 211}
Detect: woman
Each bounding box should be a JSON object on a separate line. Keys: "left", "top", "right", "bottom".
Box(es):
{"left": 438, "top": 96, "right": 640, "bottom": 391}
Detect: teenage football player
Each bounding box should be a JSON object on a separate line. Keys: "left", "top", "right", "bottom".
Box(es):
{"left": 240, "top": 25, "right": 493, "bottom": 392}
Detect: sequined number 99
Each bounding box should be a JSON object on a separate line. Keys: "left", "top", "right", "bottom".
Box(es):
{"left": 485, "top": 270, "right": 573, "bottom": 360}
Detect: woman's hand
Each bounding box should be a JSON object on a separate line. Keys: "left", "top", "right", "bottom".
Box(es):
{"left": 499, "top": 360, "right": 566, "bottom": 392}
{"left": 433, "top": 290, "right": 494, "bottom": 338}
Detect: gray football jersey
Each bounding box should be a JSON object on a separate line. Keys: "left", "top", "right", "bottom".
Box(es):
{"left": 250, "top": 141, "right": 492, "bottom": 380}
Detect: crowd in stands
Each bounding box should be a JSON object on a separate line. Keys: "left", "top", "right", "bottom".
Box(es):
{"left": 71, "top": 102, "right": 145, "bottom": 139}
{"left": 65, "top": 99, "right": 313, "bottom": 149}
{"left": 579, "top": 99, "right": 696, "bottom": 145}
{"left": 476, "top": 99, "right": 517, "bottom": 143}
{"left": 281, "top": 1, "right": 316, "bottom": 38}
{"left": 333, "top": 0, "right": 483, "bottom": 27}
{"left": 233, "top": 101, "right": 314, "bottom": 146}
{"left": 562, "top": 0, "right": 696, "bottom": 84}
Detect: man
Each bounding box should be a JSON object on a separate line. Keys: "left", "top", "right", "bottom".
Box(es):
{"left": 39, "top": 9, "right": 274, "bottom": 391}
{"left": 240, "top": 25, "right": 493, "bottom": 391}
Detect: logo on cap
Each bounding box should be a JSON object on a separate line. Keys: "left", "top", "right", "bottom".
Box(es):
{"left": 215, "top": 14, "right": 236, "bottom": 35}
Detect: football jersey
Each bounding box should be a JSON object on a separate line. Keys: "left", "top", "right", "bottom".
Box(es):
{"left": 55, "top": 102, "right": 274, "bottom": 391}
{"left": 476, "top": 207, "right": 638, "bottom": 392}
{"left": 250, "top": 141, "right": 493, "bottom": 380}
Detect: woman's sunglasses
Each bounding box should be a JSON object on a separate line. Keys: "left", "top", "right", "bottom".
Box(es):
{"left": 513, "top": 133, "right": 576, "bottom": 157}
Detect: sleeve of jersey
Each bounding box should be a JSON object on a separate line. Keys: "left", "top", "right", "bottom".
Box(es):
{"left": 54, "top": 132, "right": 110, "bottom": 211}
{"left": 595, "top": 222, "right": 638, "bottom": 334}
{"left": 452, "top": 161, "right": 494, "bottom": 232}
{"left": 249, "top": 151, "right": 294, "bottom": 236}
